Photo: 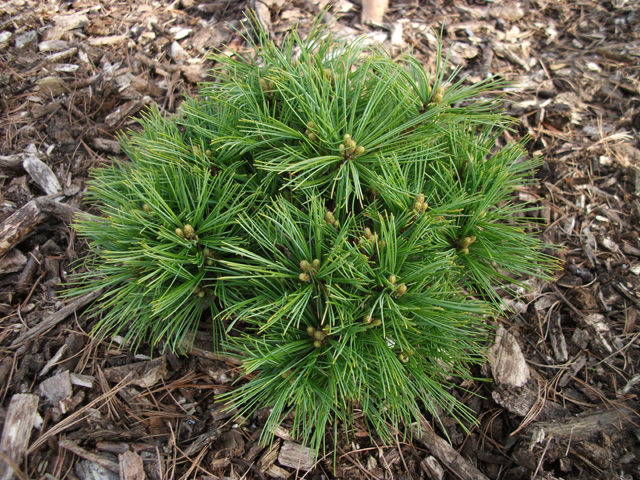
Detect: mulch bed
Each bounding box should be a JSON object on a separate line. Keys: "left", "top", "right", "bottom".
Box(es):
{"left": 0, "top": 0, "right": 639, "bottom": 479}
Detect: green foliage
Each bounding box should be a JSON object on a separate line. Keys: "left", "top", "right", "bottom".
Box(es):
{"left": 69, "top": 18, "right": 557, "bottom": 453}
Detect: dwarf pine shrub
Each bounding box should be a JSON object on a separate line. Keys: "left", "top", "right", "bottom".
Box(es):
{"left": 70, "top": 19, "right": 555, "bottom": 452}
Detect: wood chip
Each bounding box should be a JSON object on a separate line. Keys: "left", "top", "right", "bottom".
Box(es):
{"left": 362, "top": 0, "right": 388, "bottom": 23}
{"left": 0, "top": 248, "right": 27, "bottom": 274}
{"left": 265, "top": 464, "right": 290, "bottom": 479}
{"left": 60, "top": 439, "right": 119, "bottom": 473}
{"left": 0, "top": 394, "right": 39, "bottom": 480}
{"left": 88, "top": 34, "right": 128, "bottom": 46}
{"left": 119, "top": 450, "right": 146, "bottom": 480}
{"left": 0, "top": 200, "right": 49, "bottom": 259}
{"left": 103, "top": 356, "right": 169, "bottom": 388}
{"left": 421, "top": 456, "right": 445, "bottom": 480}
{"left": 489, "top": 326, "right": 530, "bottom": 387}
{"left": 70, "top": 373, "right": 96, "bottom": 388}
{"left": 39, "top": 369, "right": 73, "bottom": 404}
{"left": 76, "top": 460, "right": 119, "bottom": 480}
{"left": 10, "top": 287, "right": 105, "bottom": 347}
{"left": 413, "top": 417, "right": 490, "bottom": 480}
{"left": 23, "top": 156, "right": 61, "bottom": 195}
{"left": 278, "top": 441, "right": 316, "bottom": 472}
{"left": 92, "top": 138, "right": 121, "bottom": 155}
{"left": 258, "top": 440, "right": 280, "bottom": 472}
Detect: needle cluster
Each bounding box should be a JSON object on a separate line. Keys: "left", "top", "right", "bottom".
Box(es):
{"left": 70, "top": 18, "right": 556, "bottom": 452}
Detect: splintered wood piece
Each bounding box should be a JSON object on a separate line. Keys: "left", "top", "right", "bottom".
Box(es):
{"left": 278, "top": 441, "right": 316, "bottom": 472}
{"left": 265, "top": 464, "right": 290, "bottom": 479}
{"left": 421, "top": 456, "right": 445, "bottom": 480}
{"left": 0, "top": 248, "right": 27, "bottom": 274}
{"left": 39, "top": 369, "right": 73, "bottom": 405}
{"left": 36, "top": 196, "right": 92, "bottom": 224}
{"left": 362, "top": 0, "right": 388, "bottom": 23}
{"left": 524, "top": 402, "right": 639, "bottom": 444}
{"left": 92, "top": 138, "right": 121, "bottom": 155}
{"left": 489, "top": 326, "right": 530, "bottom": 388}
{"left": 103, "top": 357, "right": 169, "bottom": 388}
{"left": 119, "top": 450, "right": 146, "bottom": 480}
{"left": 0, "top": 394, "right": 39, "bottom": 480}
{"left": 414, "top": 417, "right": 490, "bottom": 480}
{"left": 0, "top": 200, "right": 49, "bottom": 259}
{"left": 10, "top": 287, "right": 105, "bottom": 347}
{"left": 23, "top": 156, "right": 61, "bottom": 195}
{"left": 59, "top": 439, "right": 120, "bottom": 473}
{"left": 258, "top": 440, "right": 280, "bottom": 472}
{"left": 76, "top": 460, "right": 119, "bottom": 480}
{"left": 0, "top": 155, "right": 26, "bottom": 173}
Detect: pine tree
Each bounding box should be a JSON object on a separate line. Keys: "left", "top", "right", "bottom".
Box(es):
{"left": 69, "top": 18, "right": 556, "bottom": 453}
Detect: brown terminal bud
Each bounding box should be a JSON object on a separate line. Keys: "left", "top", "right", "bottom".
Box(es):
{"left": 371, "top": 318, "right": 382, "bottom": 327}
{"left": 205, "top": 259, "right": 214, "bottom": 266}
{"left": 398, "top": 352, "right": 410, "bottom": 363}
{"left": 339, "top": 143, "right": 345, "bottom": 152}
{"left": 313, "top": 340, "right": 322, "bottom": 348}
{"left": 204, "top": 248, "right": 214, "bottom": 258}
{"left": 362, "top": 314, "right": 372, "bottom": 324}
{"left": 205, "top": 149, "right": 212, "bottom": 157}
{"left": 142, "top": 203, "right": 152, "bottom": 213}
{"left": 307, "top": 326, "right": 316, "bottom": 336}
{"left": 343, "top": 134, "right": 351, "bottom": 141}
{"left": 354, "top": 146, "right": 365, "bottom": 157}
{"left": 197, "top": 290, "right": 206, "bottom": 298}
{"left": 175, "top": 228, "right": 184, "bottom": 238}
{"left": 364, "top": 227, "right": 372, "bottom": 237}
{"left": 281, "top": 370, "right": 292, "bottom": 379}
{"left": 312, "top": 259, "right": 321, "bottom": 271}
{"left": 193, "top": 145, "right": 200, "bottom": 156}
{"left": 307, "top": 121, "right": 315, "bottom": 130}
{"left": 388, "top": 275, "right": 397, "bottom": 285}
{"left": 299, "top": 273, "right": 311, "bottom": 282}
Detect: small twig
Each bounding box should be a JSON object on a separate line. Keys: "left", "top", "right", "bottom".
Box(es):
{"left": 10, "top": 288, "right": 105, "bottom": 348}
{"left": 531, "top": 437, "right": 552, "bottom": 480}
{"left": 550, "top": 283, "right": 585, "bottom": 318}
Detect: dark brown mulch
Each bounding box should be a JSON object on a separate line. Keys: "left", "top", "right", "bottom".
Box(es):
{"left": 0, "top": 0, "right": 639, "bottom": 479}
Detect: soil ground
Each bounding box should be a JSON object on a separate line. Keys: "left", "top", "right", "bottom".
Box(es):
{"left": 0, "top": 0, "right": 640, "bottom": 479}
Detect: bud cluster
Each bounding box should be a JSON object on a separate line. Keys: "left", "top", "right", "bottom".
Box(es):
{"left": 306, "top": 326, "right": 327, "bottom": 348}
{"left": 259, "top": 78, "right": 275, "bottom": 93}
{"left": 362, "top": 313, "right": 382, "bottom": 327}
{"left": 392, "top": 282, "right": 408, "bottom": 299}
{"left": 299, "top": 258, "right": 321, "bottom": 282}
{"left": 305, "top": 121, "right": 318, "bottom": 142}
{"left": 325, "top": 210, "right": 340, "bottom": 229}
{"left": 204, "top": 247, "right": 214, "bottom": 266}
{"left": 432, "top": 85, "right": 445, "bottom": 105}
{"left": 413, "top": 193, "right": 428, "bottom": 215}
{"left": 458, "top": 235, "right": 477, "bottom": 254}
{"left": 339, "top": 134, "right": 365, "bottom": 160}
{"left": 388, "top": 272, "right": 407, "bottom": 298}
